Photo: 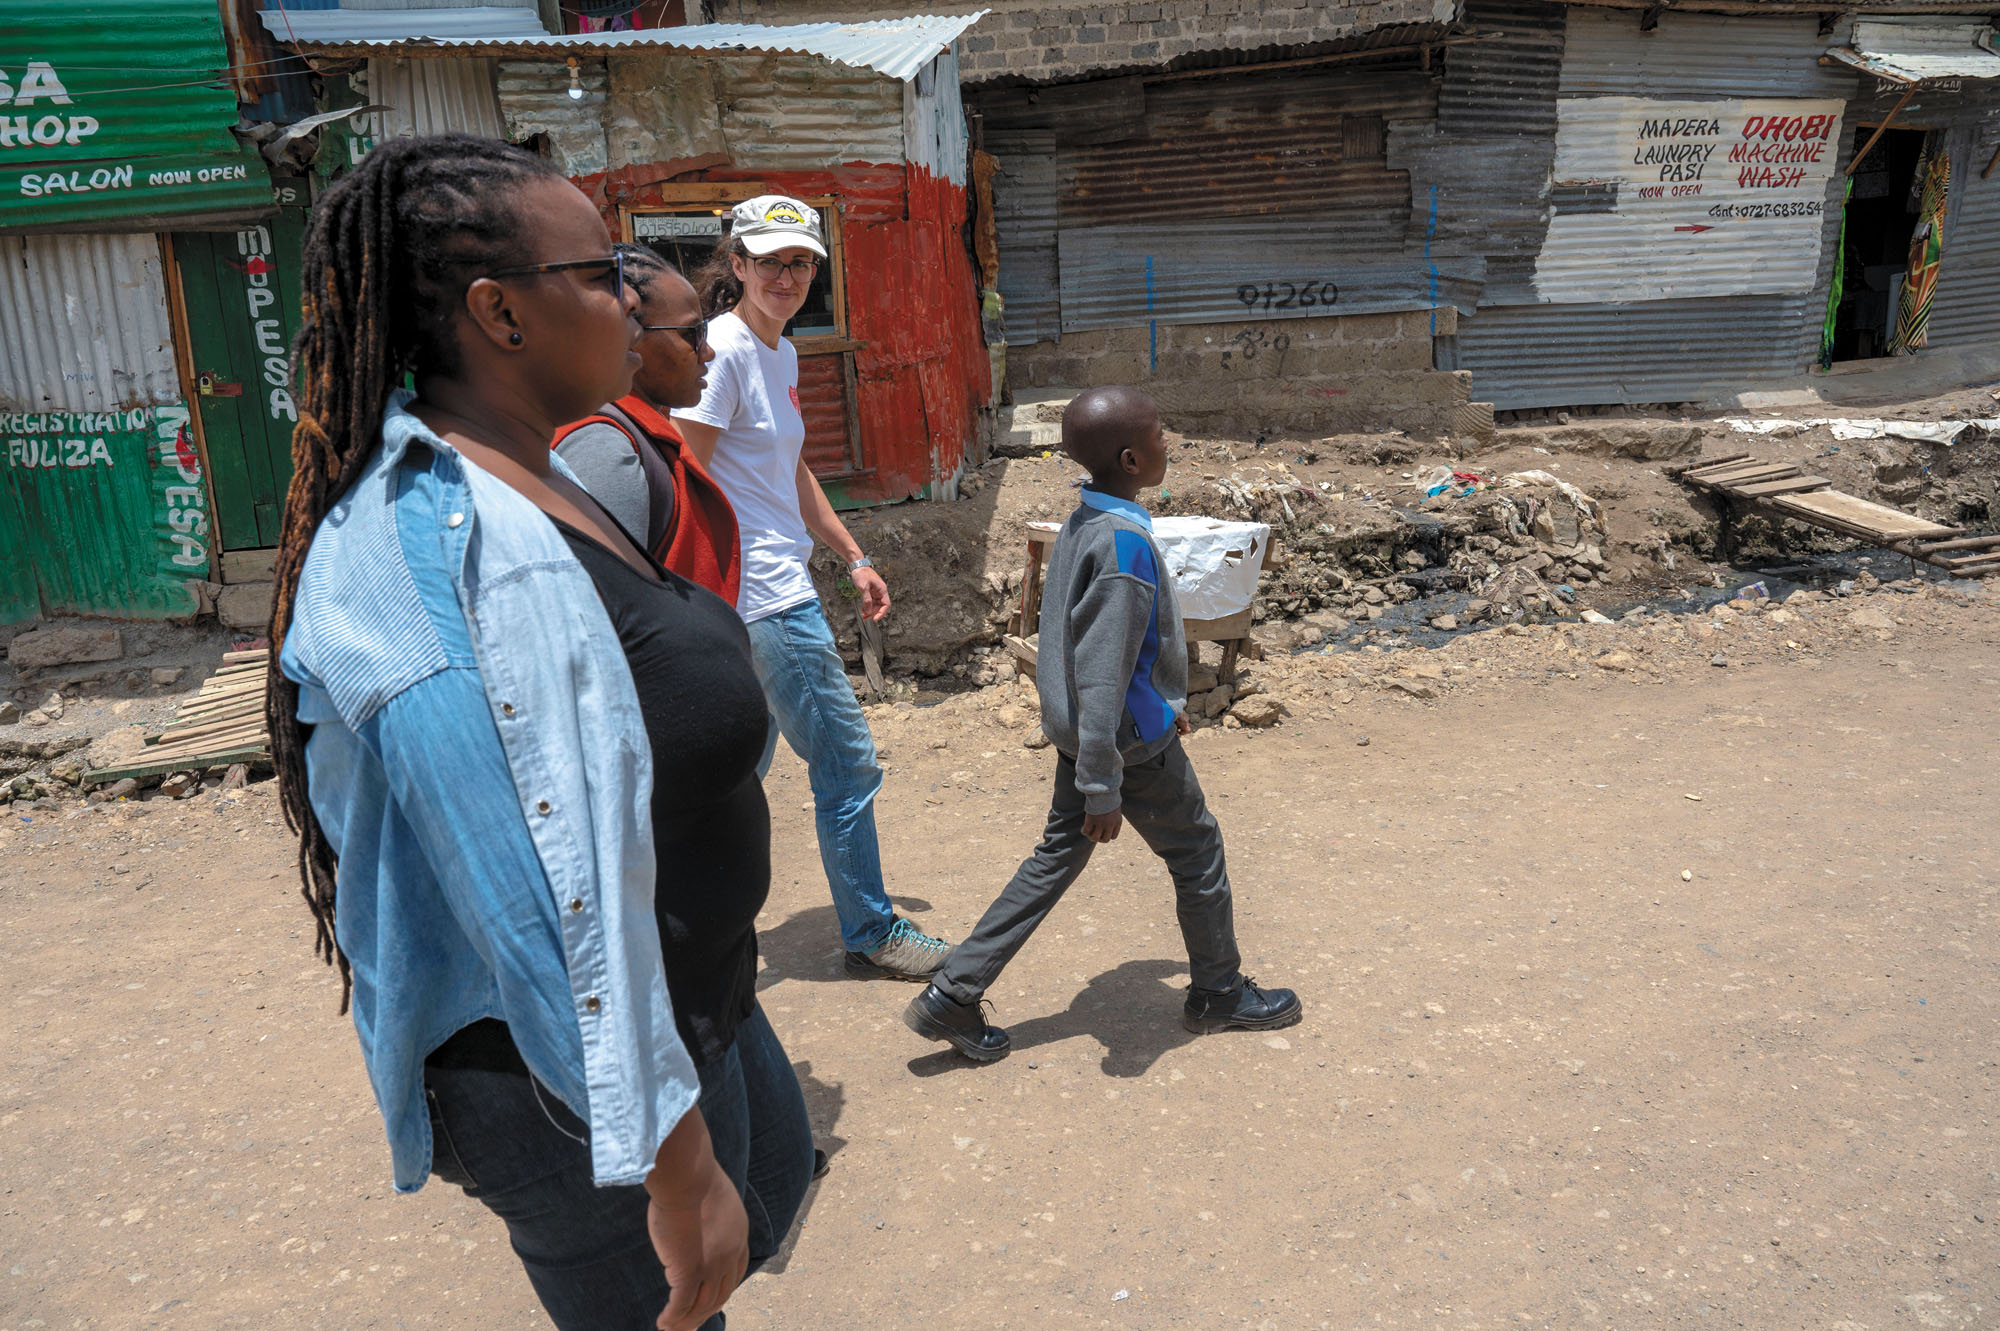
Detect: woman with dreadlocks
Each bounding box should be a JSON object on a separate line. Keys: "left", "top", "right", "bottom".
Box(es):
{"left": 268, "top": 134, "right": 813, "bottom": 1331}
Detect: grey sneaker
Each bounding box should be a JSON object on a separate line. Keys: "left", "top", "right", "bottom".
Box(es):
{"left": 844, "top": 916, "right": 952, "bottom": 981}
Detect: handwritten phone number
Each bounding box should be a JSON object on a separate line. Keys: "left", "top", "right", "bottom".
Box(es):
{"left": 1705, "top": 200, "right": 1824, "bottom": 220}
{"left": 1236, "top": 280, "right": 1340, "bottom": 312}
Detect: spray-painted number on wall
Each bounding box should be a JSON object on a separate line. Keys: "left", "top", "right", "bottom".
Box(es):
{"left": 1217, "top": 327, "right": 1292, "bottom": 370}
{"left": 1236, "top": 280, "right": 1339, "bottom": 313}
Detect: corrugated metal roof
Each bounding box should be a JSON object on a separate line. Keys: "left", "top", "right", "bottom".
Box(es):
{"left": 264, "top": 11, "right": 989, "bottom": 83}
{"left": 256, "top": 5, "right": 550, "bottom": 44}
{"left": 0, "top": 233, "right": 178, "bottom": 413}
{"left": 1825, "top": 20, "right": 2000, "bottom": 84}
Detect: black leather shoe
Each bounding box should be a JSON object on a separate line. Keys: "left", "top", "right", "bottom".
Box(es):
{"left": 904, "top": 984, "right": 1010, "bottom": 1062}
{"left": 1183, "top": 977, "right": 1303, "bottom": 1034}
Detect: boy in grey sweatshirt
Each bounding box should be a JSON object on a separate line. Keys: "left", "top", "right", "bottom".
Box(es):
{"left": 904, "top": 387, "right": 1301, "bottom": 1062}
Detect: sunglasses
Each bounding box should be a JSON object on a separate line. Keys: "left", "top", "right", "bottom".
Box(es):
{"left": 488, "top": 251, "right": 626, "bottom": 304}
{"left": 750, "top": 256, "right": 819, "bottom": 282}
{"left": 639, "top": 318, "right": 708, "bottom": 352}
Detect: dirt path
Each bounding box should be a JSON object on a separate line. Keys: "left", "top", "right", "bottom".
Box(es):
{"left": 5, "top": 608, "right": 1997, "bottom": 1330}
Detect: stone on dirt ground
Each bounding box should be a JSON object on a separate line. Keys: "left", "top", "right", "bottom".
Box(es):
{"left": 7, "top": 626, "right": 122, "bottom": 670}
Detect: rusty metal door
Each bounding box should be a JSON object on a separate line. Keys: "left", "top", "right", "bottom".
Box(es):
{"left": 171, "top": 214, "right": 305, "bottom": 550}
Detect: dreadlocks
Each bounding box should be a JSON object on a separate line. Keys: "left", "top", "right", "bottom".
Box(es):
{"left": 267, "top": 134, "right": 564, "bottom": 1010}
{"left": 614, "top": 241, "right": 680, "bottom": 301}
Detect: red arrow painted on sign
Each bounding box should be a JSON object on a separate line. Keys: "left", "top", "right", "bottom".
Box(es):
{"left": 1675, "top": 224, "right": 1715, "bottom": 234}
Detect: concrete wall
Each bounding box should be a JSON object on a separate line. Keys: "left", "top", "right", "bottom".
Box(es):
{"left": 1009, "top": 308, "right": 1491, "bottom": 438}
{"left": 726, "top": 0, "right": 1451, "bottom": 83}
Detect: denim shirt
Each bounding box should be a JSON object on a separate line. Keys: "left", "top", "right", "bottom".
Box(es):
{"left": 280, "top": 390, "right": 697, "bottom": 1194}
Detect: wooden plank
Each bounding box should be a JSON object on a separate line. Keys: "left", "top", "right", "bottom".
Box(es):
{"left": 1915, "top": 534, "right": 2000, "bottom": 554}
{"left": 1687, "top": 459, "right": 1783, "bottom": 481}
{"left": 1770, "top": 490, "right": 1958, "bottom": 540}
{"left": 1674, "top": 453, "right": 1752, "bottom": 475}
{"left": 1692, "top": 464, "right": 1802, "bottom": 489}
{"left": 220, "top": 548, "right": 277, "bottom": 584}
{"left": 1731, "top": 475, "right": 1831, "bottom": 498}
{"left": 1186, "top": 608, "right": 1254, "bottom": 642}
{"left": 221, "top": 649, "right": 270, "bottom": 665}
{"left": 1941, "top": 553, "right": 2000, "bottom": 573}
{"left": 84, "top": 744, "right": 269, "bottom": 787}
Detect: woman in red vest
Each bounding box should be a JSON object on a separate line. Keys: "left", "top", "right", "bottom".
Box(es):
{"left": 555, "top": 244, "right": 740, "bottom": 602}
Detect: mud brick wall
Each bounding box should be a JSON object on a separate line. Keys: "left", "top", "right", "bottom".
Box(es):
{"left": 727, "top": 0, "right": 1450, "bottom": 83}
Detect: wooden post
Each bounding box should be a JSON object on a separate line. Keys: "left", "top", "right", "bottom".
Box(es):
{"left": 1847, "top": 83, "right": 1921, "bottom": 178}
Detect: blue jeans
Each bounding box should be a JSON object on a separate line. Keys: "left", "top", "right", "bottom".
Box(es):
{"left": 745, "top": 600, "right": 896, "bottom": 953}
{"left": 424, "top": 1005, "right": 814, "bottom": 1331}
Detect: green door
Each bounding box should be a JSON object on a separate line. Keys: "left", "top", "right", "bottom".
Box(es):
{"left": 172, "top": 213, "right": 305, "bottom": 550}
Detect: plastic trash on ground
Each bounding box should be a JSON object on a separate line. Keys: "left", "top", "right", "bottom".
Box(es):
{"left": 1151, "top": 516, "right": 1272, "bottom": 620}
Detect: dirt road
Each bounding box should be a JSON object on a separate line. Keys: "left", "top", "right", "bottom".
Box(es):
{"left": 5, "top": 604, "right": 1997, "bottom": 1330}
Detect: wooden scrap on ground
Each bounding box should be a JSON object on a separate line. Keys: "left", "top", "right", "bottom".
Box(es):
{"left": 84, "top": 648, "right": 272, "bottom": 786}
{"left": 1677, "top": 455, "right": 1995, "bottom": 576}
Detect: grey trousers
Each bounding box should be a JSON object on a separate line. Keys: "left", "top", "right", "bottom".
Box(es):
{"left": 934, "top": 738, "right": 1243, "bottom": 1004}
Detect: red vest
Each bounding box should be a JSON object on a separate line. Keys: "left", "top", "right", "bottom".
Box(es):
{"left": 552, "top": 395, "right": 742, "bottom": 606}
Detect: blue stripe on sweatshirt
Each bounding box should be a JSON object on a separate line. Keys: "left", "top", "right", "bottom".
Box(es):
{"left": 1112, "top": 527, "right": 1175, "bottom": 744}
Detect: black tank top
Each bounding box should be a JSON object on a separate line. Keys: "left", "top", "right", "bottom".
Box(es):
{"left": 553, "top": 517, "right": 772, "bottom": 1067}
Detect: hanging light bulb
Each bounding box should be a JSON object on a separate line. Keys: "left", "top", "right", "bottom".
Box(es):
{"left": 567, "top": 56, "right": 584, "bottom": 101}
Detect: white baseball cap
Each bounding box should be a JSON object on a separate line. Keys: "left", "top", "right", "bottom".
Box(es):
{"left": 729, "top": 195, "right": 827, "bottom": 259}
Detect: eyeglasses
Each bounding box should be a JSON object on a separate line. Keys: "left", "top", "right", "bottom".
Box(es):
{"left": 639, "top": 318, "right": 708, "bottom": 352}
{"left": 487, "top": 251, "right": 626, "bottom": 303}
{"left": 750, "top": 256, "right": 819, "bottom": 282}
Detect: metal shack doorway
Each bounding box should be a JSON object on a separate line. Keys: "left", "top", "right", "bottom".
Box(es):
{"left": 1829, "top": 126, "right": 1931, "bottom": 362}
{"left": 166, "top": 213, "right": 307, "bottom": 558}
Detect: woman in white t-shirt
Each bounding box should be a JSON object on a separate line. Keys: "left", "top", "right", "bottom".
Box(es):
{"left": 674, "top": 195, "right": 952, "bottom": 983}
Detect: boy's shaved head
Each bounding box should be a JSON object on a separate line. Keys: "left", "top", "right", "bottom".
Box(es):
{"left": 1061, "top": 386, "right": 1160, "bottom": 479}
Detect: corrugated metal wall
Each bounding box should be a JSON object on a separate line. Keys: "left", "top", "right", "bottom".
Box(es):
{"left": 1558, "top": 9, "right": 1859, "bottom": 99}
{"left": 719, "top": 54, "right": 907, "bottom": 171}
{"left": 977, "top": 125, "right": 1061, "bottom": 344}
{"left": 1395, "top": 0, "right": 1565, "bottom": 306}
{"left": 973, "top": 59, "right": 1446, "bottom": 343}
{"left": 365, "top": 55, "right": 507, "bottom": 139}
{"left": 0, "top": 234, "right": 178, "bottom": 413}
{"left": 0, "top": 235, "right": 204, "bottom": 621}
{"left": 1922, "top": 90, "right": 2000, "bottom": 348}
{"left": 1450, "top": 5, "right": 1874, "bottom": 408}
{"left": 903, "top": 50, "right": 968, "bottom": 187}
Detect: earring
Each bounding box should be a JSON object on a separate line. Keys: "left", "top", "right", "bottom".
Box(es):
{"left": 508, "top": 332, "right": 523, "bottom": 346}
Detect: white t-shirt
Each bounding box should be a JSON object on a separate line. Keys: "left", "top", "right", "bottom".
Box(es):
{"left": 673, "top": 310, "right": 818, "bottom": 624}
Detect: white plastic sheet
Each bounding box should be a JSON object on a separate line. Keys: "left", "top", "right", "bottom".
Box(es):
{"left": 1151, "top": 516, "right": 1271, "bottom": 621}
{"left": 1720, "top": 416, "right": 2000, "bottom": 444}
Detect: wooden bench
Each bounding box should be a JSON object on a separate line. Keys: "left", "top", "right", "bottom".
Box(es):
{"left": 1004, "top": 521, "right": 1266, "bottom": 685}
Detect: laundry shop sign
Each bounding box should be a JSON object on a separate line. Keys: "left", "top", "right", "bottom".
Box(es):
{"left": 0, "top": 0, "right": 273, "bottom": 230}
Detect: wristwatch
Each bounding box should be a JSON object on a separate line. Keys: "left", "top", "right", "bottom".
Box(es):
{"left": 848, "top": 556, "right": 874, "bottom": 571}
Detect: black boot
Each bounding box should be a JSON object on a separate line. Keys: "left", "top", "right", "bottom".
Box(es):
{"left": 904, "top": 984, "right": 1011, "bottom": 1062}
{"left": 1183, "top": 976, "right": 1302, "bottom": 1035}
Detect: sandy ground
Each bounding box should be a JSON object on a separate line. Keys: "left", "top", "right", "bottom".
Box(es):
{"left": 5, "top": 598, "right": 1999, "bottom": 1331}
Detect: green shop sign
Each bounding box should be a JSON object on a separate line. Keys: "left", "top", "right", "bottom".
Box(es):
{"left": 0, "top": 0, "right": 273, "bottom": 230}
{"left": 1, "top": 405, "right": 209, "bottom": 622}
